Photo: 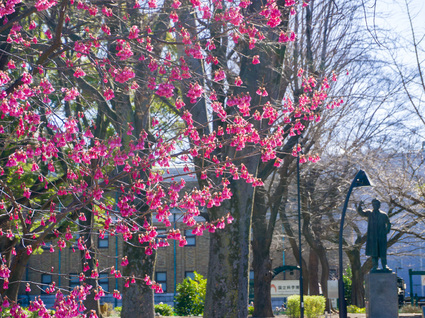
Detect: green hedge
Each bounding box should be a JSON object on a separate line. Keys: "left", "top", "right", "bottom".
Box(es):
{"left": 155, "top": 303, "right": 174, "bottom": 316}
{"left": 174, "top": 272, "right": 206, "bottom": 316}
{"left": 347, "top": 305, "right": 366, "bottom": 313}
{"left": 287, "top": 295, "right": 326, "bottom": 318}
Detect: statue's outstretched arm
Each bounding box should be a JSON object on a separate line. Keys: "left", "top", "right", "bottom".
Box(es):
{"left": 356, "top": 201, "right": 368, "bottom": 217}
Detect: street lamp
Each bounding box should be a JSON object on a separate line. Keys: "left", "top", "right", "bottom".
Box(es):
{"left": 297, "top": 148, "right": 304, "bottom": 318}
{"left": 338, "top": 170, "right": 373, "bottom": 318}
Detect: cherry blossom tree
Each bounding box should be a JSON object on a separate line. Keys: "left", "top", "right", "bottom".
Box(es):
{"left": 0, "top": 0, "right": 338, "bottom": 317}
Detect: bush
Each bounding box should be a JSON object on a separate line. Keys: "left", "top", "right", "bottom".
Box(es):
{"left": 0, "top": 307, "right": 51, "bottom": 318}
{"left": 248, "top": 305, "right": 254, "bottom": 315}
{"left": 304, "top": 296, "right": 326, "bottom": 318}
{"left": 114, "top": 306, "right": 122, "bottom": 315}
{"left": 174, "top": 272, "right": 206, "bottom": 316}
{"left": 100, "top": 303, "right": 113, "bottom": 316}
{"left": 287, "top": 295, "right": 301, "bottom": 318}
{"left": 400, "top": 304, "right": 422, "bottom": 313}
{"left": 155, "top": 303, "right": 175, "bottom": 316}
{"left": 286, "top": 295, "right": 326, "bottom": 318}
{"left": 347, "top": 305, "right": 366, "bottom": 313}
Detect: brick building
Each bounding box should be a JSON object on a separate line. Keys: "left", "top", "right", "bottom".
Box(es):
{"left": 19, "top": 215, "right": 297, "bottom": 307}
{"left": 18, "top": 214, "right": 213, "bottom": 307}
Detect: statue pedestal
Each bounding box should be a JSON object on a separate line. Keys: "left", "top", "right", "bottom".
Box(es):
{"left": 365, "top": 272, "right": 398, "bottom": 318}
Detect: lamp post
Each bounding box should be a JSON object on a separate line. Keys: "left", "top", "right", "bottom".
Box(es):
{"left": 338, "top": 170, "right": 372, "bottom": 318}
{"left": 297, "top": 147, "right": 304, "bottom": 318}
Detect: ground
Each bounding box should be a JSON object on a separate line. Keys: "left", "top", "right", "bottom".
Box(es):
{"left": 107, "top": 314, "right": 422, "bottom": 318}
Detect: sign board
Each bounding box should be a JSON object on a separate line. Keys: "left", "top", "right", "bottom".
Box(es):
{"left": 270, "top": 280, "right": 300, "bottom": 297}
{"left": 327, "top": 280, "right": 339, "bottom": 299}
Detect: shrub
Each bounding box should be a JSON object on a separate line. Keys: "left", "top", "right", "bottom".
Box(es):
{"left": 286, "top": 295, "right": 326, "bottom": 318}
{"left": 347, "top": 305, "right": 366, "bottom": 313}
{"left": 248, "top": 305, "right": 254, "bottom": 315}
{"left": 304, "top": 296, "right": 326, "bottom": 318}
{"left": 174, "top": 272, "right": 206, "bottom": 316}
{"left": 287, "top": 295, "right": 301, "bottom": 318}
{"left": 400, "top": 304, "right": 422, "bottom": 313}
{"left": 0, "top": 308, "right": 51, "bottom": 318}
{"left": 100, "top": 303, "right": 113, "bottom": 316}
{"left": 155, "top": 303, "right": 175, "bottom": 316}
{"left": 114, "top": 306, "right": 122, "bottom": 315}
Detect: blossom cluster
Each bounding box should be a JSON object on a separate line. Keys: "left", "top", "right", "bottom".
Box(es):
{"left": 0, "top": 0, "right": 341, "bottom": 315}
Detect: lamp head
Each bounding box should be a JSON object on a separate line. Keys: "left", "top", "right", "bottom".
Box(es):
{"left": 352, "top": 170, "right": 373, "bottom": 188}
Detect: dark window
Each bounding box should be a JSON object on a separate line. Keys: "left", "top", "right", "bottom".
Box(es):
{"left": 156, "top": 272, "right": 167, "bottom": 293}
{"left": 69, "top": 274, "right": 80, "bottom": 290}
{"left": 41, "top": 241, "right": 53, "bottom": 250}
{"left": 98, "top": 231, "right": 109, "bottom": 248}
{"left": 185, "top": 271, "right": 195, "bottom": 280}
{"left": 157, "top": 229, "right": 167, "bottom": 238}
{"left": 41, "top": 274, "right": 52, "bottom": 294}
{"left": 185, "top": 229, "right": 196, "bottom": 246}
{"left": 98, "top": 273, "right": 109, "bottom": 292}
{"left": 329, "top": 268, "right": 337, "bottom": 280}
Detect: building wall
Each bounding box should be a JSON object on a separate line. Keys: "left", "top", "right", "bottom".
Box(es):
{"left": 21, "top": 225, "right": 210, "bottom": 301}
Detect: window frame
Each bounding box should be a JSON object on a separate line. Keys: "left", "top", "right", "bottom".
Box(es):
{"left": 184, "top": 229, "right": 196, "bottom": 246}
{"left": 41, "top": 274, "right": 52, "bottom": 294}
{"left": 155, "top": 271, "right": 167, "bottom": 293}
{"left": 98, "top": 231, "right": 109, "bottom": 248}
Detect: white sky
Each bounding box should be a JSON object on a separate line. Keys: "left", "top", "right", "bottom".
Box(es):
{"left": 367, "top": 0, "right": 425, "bottom": 64}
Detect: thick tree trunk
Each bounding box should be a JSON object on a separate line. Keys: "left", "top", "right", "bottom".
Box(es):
{"left": 122, "top": 233, "right": 156, "bottom": 318}
{"left": 3, "top": 250, "right": 30, "bottom": 302}
{"left": 347, "top": 249, "right": 365, "bottom": 307}
{"left": 308, "top": 248, "right": 320, "bottom": 295}
{"left": 80, "top": 210, "right": 102, "bottom": 317}
{"left": 204, "top": 177, "right": 257, "bottom": 318}
{"left": 252, "top": 188, "right": 274, "bottom": 318}
{"left": 252, "top": 250, "right": 273, "bottom": 318}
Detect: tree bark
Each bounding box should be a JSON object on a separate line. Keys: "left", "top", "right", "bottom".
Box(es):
{"left": 347, "top": 248, "right": 364, "bottom": 307}
{"left": 3, "top": 250, "right": 30, "bottom": 302}
{"left": 308, "top": 247, "right": 320, "bottom": 295}
{"left": 252, "top": 188, "right": 274, "bottom": 318}
{"left": 204, "top": 176, "right": 258, "bottom": 318}
{"left": 122, "top": 229, "right": 156, "bottom": 318}
{"left": 79, "top": 209, "right": 102, "bottom": 317}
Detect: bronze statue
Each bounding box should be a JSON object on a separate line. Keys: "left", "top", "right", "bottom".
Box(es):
{"left": 357, "top": 199, "right": 391, "bottom": 272}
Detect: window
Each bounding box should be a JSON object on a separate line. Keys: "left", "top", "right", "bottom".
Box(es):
{"left": 156, "top": 229, "right": 166, "bottom": 244}
{"left": 41, "top": 274, "right": 52, "bottom": 294}
{"left": 98, "top": 273, "right": 109, "bottom": 292}
{"left": 156, "top": 272, "right": 167, "bottom": 293}
{"left": 185, "top": 271, "right": 195, "bottom": 280}
{"left": 185, "top": 229, "right": 196, "bottom": 246}
{"left": 329, "top": 268, "right": 337, "bottom": 280}
{"left": 69, "top": 274, "right": 80, "bottom": 290}
{"left": 98, "top": 231, "right": 109, "bottom": 248}
{"left": 249, "top": 270, "right": 254, "bottom": 280}
{"left": 157, "top": 229, "right": 167, "bottom": 238}
{"left": 41, "top": 241, "right": 53, "bottom": 250}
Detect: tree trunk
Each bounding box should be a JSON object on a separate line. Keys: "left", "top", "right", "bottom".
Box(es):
{"left": 347, "top": 249, "right": 365, "bottom": 307}
{"left": 252, "top": 188, "right": 274, "bottom": 318}
{"left": 308, "top": 247, "right": 320, "bottom": 295}
{"left": 80, "top": 209, "right": 102, "bottom": 317}
{"left": 122, "top": 231, "right": 156, "bottom": 318}
{"left": 204, "top": 177, "right": 257, "bottom": 318}
{"left": 3, "top": 250, "right": 30, "bottom": 302}
{"left": 252, "top": 248, "right": 273, "bottom": 318}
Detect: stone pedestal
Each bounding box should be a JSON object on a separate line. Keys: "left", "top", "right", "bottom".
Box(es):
{"left": 365, "top": 272, "right": 398, "bottom": 318}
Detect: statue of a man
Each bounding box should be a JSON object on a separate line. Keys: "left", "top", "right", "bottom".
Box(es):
{"left": 357, "top": 199, "right": 391, "bottom": 272}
